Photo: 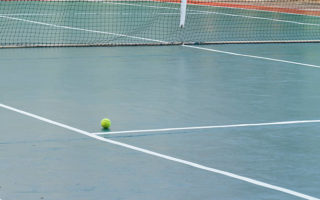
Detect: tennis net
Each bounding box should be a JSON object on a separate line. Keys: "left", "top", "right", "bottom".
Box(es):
{"left": 1, "top": 0, "right": 320, "bottom": 47}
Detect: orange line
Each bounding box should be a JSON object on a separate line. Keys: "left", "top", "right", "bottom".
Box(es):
{"left": 155, "top": 0, "right": 320, "bottom": 16}
{"left": 194, "top": 1, "right": 320, "bottom": 16}
{"left": 2, "top": 0, "right": 320, "bottom": 16}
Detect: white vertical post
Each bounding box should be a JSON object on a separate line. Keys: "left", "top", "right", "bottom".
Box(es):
{"left": 180, "top": 0, "right": 187, "bottom": 28}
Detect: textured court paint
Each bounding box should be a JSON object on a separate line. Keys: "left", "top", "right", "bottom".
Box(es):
{"left": 1, "top": 103, "right": 319, "bottom": 200}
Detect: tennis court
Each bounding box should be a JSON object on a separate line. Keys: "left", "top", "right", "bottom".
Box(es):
{"left": 1, "top": 0, "right": 320, "bottom": 200}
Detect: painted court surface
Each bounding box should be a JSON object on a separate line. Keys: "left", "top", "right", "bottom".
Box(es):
{"left": 1, "top": 43, "right": 320, "bottom": 200}
{"left": 1, "top": 1, "right": 320, "bottom": 199}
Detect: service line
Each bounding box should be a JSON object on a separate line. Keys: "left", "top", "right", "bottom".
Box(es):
{"left": 92, "top": 119, "right": 320, "bottom": 135}
{"left": 0, "top": 103, "right": 319, "bottom": 200}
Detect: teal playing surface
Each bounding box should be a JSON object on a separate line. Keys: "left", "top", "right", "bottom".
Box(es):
{"left": 1, "top": 43, "right": 320, "bottom": 199}
{"left": 1, "top": 1, "right": 320, "bottom": 47}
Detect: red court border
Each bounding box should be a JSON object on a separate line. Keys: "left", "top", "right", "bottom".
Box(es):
{"left": 158, "top": 0, "right": 320, "bottom": 16}
{"left": 2, "top": 0, "right": 320, "bottom": 16}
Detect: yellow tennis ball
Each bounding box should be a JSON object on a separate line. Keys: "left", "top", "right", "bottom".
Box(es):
{"left": 101, "top": 118, "right": 111, "bottom": 129}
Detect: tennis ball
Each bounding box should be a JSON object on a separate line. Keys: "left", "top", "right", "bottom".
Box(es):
{"left": 101, "top": 118, "right": 111, "bottom": 129}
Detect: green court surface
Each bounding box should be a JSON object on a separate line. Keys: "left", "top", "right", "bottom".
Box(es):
{"left": 1, "top": 1, "right": 320, "bottom": 199}
{"left": 1, "top": 43, "right": 320, "bottom": 200}
{"left": 1, "top": 1, "right": 320, "bottom": 46}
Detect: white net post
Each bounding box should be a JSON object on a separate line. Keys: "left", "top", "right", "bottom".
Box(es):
{"left": 180, "top": 0, "right": 187, "bottom": 28}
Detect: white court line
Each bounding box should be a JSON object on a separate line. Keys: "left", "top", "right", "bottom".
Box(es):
{"left": 1, "top": 11, "right": 320, "bottom": 69}
{"left": 1, "top": 14, "right": 319, "bottom": 69}
{"left": 2, "top": 9, "right": 320, "bottom": 27}
{"left": 187, "top": 9, "right": 320, "bottom": 27}
{"left": 147, "top": 0, "right": 320, "bottom": 18}
{"left": 103, "top": 1, "right": 180, "bottom": 10}
{"left": 92, "top": 120, "right": 320, "bottom": 135}
{"left": 2, "top": 1, "right": 320, "bottom": 26}
{"left": 105, "top": 1, "right": 320, "bottom": 27}
{"left": 0, "top": 12, "right": 184, "bottom": 16}
{"left": 2, "top": 1, "right": 320, "bottom": 29}
{"left": 0, "top": 13, "right": 59, "bottom": 16}
{"left": 0, "top": 103, "right": 319, "bottom": 200}
{"left": 4, "top": 8, "right": 320, "bottom": 27}
{"left": 75, "top": 12, "right": 182, "bottom": 15}
{"left": 0, "top": 15, "right": 167, "bottom": 44}
{"left": 183, "top": 45, "right": 320, "bottom": 69}
{"left": 187, "top": 3, "right": 320, "bottom": 18}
